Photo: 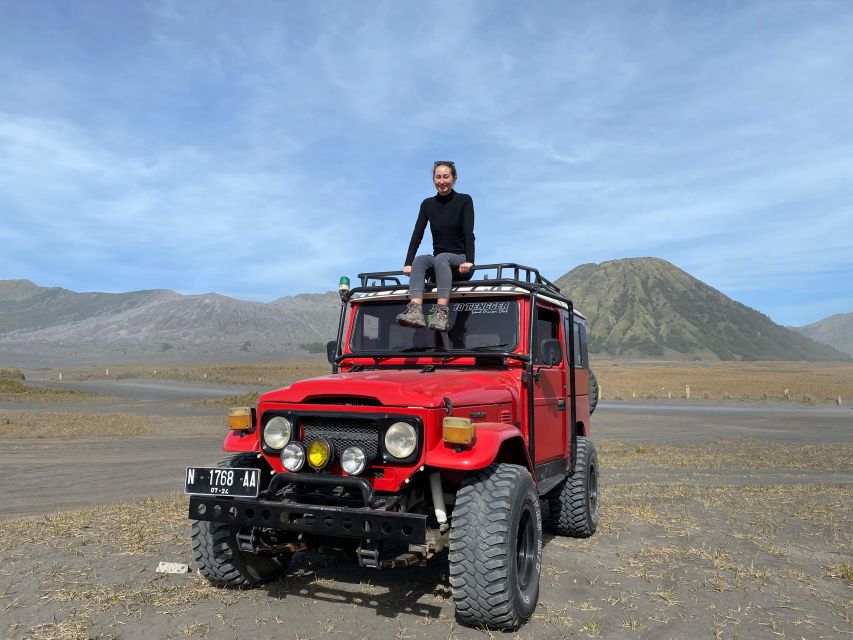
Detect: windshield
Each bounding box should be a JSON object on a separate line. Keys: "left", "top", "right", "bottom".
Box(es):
{"left": 349, "top": 298, "right": 519, "bottom": 353}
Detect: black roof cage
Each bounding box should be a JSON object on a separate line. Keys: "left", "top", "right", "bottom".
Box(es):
{"left": 356, "top": 263, "right": 567, "bottom": 302}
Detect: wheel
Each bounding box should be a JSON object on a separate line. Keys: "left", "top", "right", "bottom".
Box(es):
{"left": 548, "top": 436, "right": 599, "bottom": 537}
{"left": 448, "top": 463, "right": 542, "bottom": 630}
{"left": 190, "top": 453, "right": 290, "bottom": 588}
{"left": 588, "top": 369, "right": 599, "bottom": 415}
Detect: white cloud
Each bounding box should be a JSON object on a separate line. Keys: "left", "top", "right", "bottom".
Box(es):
{"left": 0, "top": 1, "right": 851, "bottom": 325}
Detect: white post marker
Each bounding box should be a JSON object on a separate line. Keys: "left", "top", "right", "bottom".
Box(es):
{"left": 156, "top": 561, "right": 190, "bottom": 574}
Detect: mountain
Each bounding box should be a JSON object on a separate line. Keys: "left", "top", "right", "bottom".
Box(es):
{"left": 3, "top": 264, "right": 848, "bottom": 362}
{"left": 554, "top": 258, "right": 849, "bottom": 361}
{"left": 793, "top": 313, "right": 853, "bottom": 356}
{"left": 0, "top": 279, "right": 340, "bottom": 356}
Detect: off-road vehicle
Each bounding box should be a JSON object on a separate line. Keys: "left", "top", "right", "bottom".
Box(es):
{"left": 186, "top": 263, "right": 600, "bottom": 630}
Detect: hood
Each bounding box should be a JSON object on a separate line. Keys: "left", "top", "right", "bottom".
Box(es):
{"left": 261, "top": 369, "right": 518, "bottom": 408}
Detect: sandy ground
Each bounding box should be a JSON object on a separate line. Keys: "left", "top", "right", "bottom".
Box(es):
{"left": 0, "top": 379, "right": 851, "bottom": 639}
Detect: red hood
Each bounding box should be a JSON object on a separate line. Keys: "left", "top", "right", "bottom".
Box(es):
{"left": 261, "top": 369, "right": 519, "bottom": 408}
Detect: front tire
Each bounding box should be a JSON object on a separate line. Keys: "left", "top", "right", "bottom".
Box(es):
{"left": 548, "top": 436, "right": 599, "bottom": 537}
{"left": 190, "top": 453, "right": 290, "bottom": 588}
{"left": 448, "top": 464, "right": 542, "bottom": 630}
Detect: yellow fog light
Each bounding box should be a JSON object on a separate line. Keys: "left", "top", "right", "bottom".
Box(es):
{"left": 443, "top": 417, "right": 476, "bottom": 446}
{"left": 228, "top": 407, "right": 253, "bottom": 430}
{"left": 307, "top": 438, "right": 333, "bottom": 470}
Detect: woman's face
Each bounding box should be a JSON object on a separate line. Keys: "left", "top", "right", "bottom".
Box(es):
{"left": 433, "top": 165, "right": 456, "bottom": 196}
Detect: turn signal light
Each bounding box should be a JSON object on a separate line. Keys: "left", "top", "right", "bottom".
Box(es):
{"left": 228, "top": 407, "right": 253, "bottom": 430}
{"left": 443, "top": 417, "right": 476, "bottom": 446}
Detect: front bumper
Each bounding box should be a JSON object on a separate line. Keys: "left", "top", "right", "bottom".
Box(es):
{"left": 188, "top": 495, "right": 428, "bottom": 544}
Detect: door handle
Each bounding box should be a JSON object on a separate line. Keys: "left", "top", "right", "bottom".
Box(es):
{"left": 557, "top": 399, "right": 566, "bottom": 411}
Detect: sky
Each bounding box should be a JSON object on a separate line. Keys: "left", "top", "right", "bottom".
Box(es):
{"left": 1, "top": 1, "right": 851, "bottom": 326}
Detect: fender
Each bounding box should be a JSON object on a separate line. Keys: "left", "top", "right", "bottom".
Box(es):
{"left": 223, "top": 430, "right": 260, "bottom": 453}
{"left": 425, "top": 422, "right": 532, "bottom": 472}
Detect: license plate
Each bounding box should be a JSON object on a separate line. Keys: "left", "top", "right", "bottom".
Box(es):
{"left": 185, "top": 466, "right": 261, "bottom": 497}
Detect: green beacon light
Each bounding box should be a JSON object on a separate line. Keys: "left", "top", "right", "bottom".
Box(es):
{"left": 338, "top": 276, "right": 350, "bottom": 301}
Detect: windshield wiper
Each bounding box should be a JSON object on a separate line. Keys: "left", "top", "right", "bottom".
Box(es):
{"left": 467, "top": 343, "right": 509, "bottom": 351}
{"left": 399, "top": 346, "right": 442, "bottom": 353}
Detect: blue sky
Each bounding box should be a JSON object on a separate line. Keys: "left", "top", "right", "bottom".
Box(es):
{"left": 1, "top": 1, "right": 851, "bottom": 326}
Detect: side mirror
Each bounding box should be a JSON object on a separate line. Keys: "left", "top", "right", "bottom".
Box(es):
{"left": 539, "top": 338, "right": 563, "bottom": 366}
{"left": 326, "top": 340, "right": 337, "bottom": 365}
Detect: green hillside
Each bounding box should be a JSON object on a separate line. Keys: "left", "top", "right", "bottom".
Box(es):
{"left": 555, "top": 258, "right": 849, "bottom": 361}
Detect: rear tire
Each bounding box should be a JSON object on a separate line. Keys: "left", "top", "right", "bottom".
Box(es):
{"left": 548, "top": 436, "right": 599, "bottom": 537}
{"left": 190, "top": 453, "right": 290, "bottom": 588}
{"left": 449, "top": 463, "right": 542, "bottom": 630}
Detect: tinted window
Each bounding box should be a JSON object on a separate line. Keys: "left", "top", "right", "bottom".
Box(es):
{"left": 569, "top": 321, "right": 588, "bottom": 368}
{"left": 350, "top": 298, "right": 519, "bottom": 353}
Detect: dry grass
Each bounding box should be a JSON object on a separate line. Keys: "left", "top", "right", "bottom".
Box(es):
{"left": 824, "top": 562, "right": 853, "bottom": 583}
{"left": 595, "top": 361, "right": 853, "bottom": 403}
{"left": 0, "top": 411, "right": 155, "bottom": 439}
{"left": 0, "top": 379, "right": 100, "bottom": 403}
{"left": 48, "top": 360, "right": 853, "bottom": 407}
{"left": 599, "top": 438, "right": 852, "bottom": 471}
{"left": 0, "top": 493, "right": 187, "bottom": 555}
{"left": 67, "top": 359, "right": 330, "bottom": 387}
{"left": 187, "top": 390, "right": 260, "bottom": 409}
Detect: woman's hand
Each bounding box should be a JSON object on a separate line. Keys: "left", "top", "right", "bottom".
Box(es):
{"left": 403, "top": 265, "right": 412, "bottom": 275}
{"left": 459, "top": 262, "right": 473, "bottom": 273}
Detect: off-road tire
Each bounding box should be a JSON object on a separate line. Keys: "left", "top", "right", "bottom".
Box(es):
{"left": 191, "top": 453, "right": 290, "bottom": 588}
{"left": 588, "top": 369, "right": 599, "bottom": 415}
{"left": 448, "top": 463, "right": 542, "bottom": 630}
{"left": 548, "top": 436, "right": 599, "bottom": 537}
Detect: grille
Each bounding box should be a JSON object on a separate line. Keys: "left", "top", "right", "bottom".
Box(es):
{"left": 302, "top": 418, "right": 380, "bottom": 460}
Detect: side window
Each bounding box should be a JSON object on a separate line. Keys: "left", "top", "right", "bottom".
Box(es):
{"left": 533, "top": 305, "right": 560, "bottom": 363}
{"left": 572, "top": 322, "right": 581, "bottom": 367}
{"left": 566, "top": 319, "right": 588, "bottom": 368}
{"left": 571, "top": 322, "right": 588, "bottom": 368}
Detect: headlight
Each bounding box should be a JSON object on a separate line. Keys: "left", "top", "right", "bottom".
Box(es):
{"left": 263, "top": 416, "right": 292, "bottom": 450}
{"left": 307, "top": 438, "right": 333, "bottom": 470}
{"left": 341, "top": 446, "right": 367, "bottom": 475}
{"left": 281, "top": 442, "right": 305, "bottom": 472}
{"left": 385, "top": 421, "right": 417, "bottom": 459}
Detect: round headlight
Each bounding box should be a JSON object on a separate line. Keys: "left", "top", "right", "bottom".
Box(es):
{"left": 263, "top": 416, "right": 292, "bottom": 450}
{"left": 281, "top": 442, "right": 305, "bottom": 472}
{"left": 341, "top": 446, "right": 367, "bottom": 476}
{"left": 307, "top": 438, "right": 333, "bottom": 470}
{"left": 385, "top": 421, "right": 417, "bottom": 459}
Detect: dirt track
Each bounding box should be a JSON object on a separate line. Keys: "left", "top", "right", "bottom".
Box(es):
{"left": 1, "top": 379, "right": 851, "bottom": 639}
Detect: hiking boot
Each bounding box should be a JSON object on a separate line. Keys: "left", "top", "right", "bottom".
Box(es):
{"left": 428, "top": 305, "right": 450, "bottom": 331}
{"left": 396, "top": 302, "right": 426, "bottom": 328}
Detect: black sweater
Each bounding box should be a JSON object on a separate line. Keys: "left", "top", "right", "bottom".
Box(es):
{"left": 404, "top": 190, "right": 476, "bottom": 265}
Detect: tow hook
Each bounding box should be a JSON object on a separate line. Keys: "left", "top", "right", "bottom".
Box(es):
{"left": 357, "top": 540, "right": 381, "bottom": 568}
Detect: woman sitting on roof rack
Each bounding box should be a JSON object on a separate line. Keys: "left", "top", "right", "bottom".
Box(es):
{"left": 396, "top": 160, "right": 475, "bottom": 332}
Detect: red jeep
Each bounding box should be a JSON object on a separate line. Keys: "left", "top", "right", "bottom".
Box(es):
{"left": 186, "top": 263, "right": 600, "bottom": 630}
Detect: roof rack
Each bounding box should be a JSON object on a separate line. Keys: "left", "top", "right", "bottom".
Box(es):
{"left": 356, "top": 263, "right": 565, "bottom": 300}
